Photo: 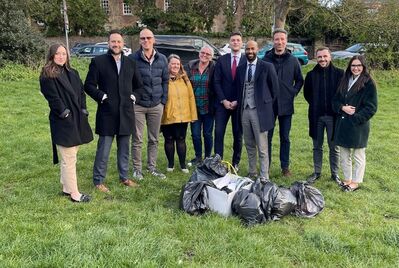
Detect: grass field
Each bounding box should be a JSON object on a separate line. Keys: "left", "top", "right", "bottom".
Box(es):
{"left": 0, "top": 59, "right": 398, "bottom": 267}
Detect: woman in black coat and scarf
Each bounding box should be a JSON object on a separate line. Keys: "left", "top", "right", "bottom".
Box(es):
{"left": 40, "top": 43, "right": 93, "bottom": 202}
{"left": 332, "top": 55, "right": 377, "bottom": 191}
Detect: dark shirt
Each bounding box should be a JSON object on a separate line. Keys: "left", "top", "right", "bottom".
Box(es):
{"left": 189, "top": 67, "right": 210, "bottom": 115}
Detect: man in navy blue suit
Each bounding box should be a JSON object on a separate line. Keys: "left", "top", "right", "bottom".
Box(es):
{"left": 235, "top": 40, "right": 279, "bottom": 179}
{"left": 213, "top": 32, "right": 245, "bottom": 170}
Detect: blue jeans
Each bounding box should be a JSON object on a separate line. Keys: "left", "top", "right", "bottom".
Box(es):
{"left": 93, "top": 135, "right": 130, "bottom": 185}
{"left": 191, "top": 113, "right": 214, "bottom": 158}
{"left": 268, "top": 115, "right": 292, "bottom": 169}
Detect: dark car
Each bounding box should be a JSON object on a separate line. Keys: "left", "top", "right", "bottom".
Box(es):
{"left": 257, "top": 42, "right": 309, "bottom": 65}
{"left": 154, "top": 35, "right": 222, "bottom": 64}
{"left": 70, "top": 42, "right": 94, "bottom": 55}
{"left": 73, "top": 44, "right": 108, "bottom": 58}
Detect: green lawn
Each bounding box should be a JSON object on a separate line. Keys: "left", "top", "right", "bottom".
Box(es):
{"left": 0, "top": 60, "right": 398, "bottom": 267}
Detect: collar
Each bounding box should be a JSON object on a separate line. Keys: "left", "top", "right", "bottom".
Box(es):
{"left": 247, "top": 58, "right": 257, "bottom": 66}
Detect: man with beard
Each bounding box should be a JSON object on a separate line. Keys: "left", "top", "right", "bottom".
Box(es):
{"left": 235, "top": 40, "right": 279, "bottom": 179}
{"left": 85, "top": 30, "right": 143, "bottom": 192}
{"left": 304, "top": 47, "right": 344, "bottom": 184}
{"left": 262, "top": 28, "right": 304, "bottom": 177}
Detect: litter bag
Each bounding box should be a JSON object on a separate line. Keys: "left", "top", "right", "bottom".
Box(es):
{"left": 189, "top": 154, "right": 228, "bottom": 182}
{"left": 250, "top": 179, "right": 278, "bottom": 221}
{"left": 231, "top": 189, "right": 266, "bottom": 225}
{"left": 290, "top": 181, "right": 325, "bottom": 218}
{"left": 271, "top": 188, "right": 297, "bottom": 220}
{"left": 180, "top": 180, "right": 215, "bottom": 215}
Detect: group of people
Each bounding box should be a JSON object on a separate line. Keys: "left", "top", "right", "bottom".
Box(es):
{"left": 39, "top": 28, "right": 377, "bottom": 203}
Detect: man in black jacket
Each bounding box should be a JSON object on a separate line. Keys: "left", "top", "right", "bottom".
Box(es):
{"left": 85, "top": 30, "right": 143, "bottom": 192}
{"left": 262, "top": 28, "right": 304, "bottom": 177}
{"left": 129, "top": 28, "right": 168, "bottom": 180}
{"left": 304, "top": 47, "right": 344, "bottom": 184}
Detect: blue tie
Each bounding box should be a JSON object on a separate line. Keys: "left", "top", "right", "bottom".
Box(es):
{"left": 247, "top": 63, "right": 253, "bottom": 82}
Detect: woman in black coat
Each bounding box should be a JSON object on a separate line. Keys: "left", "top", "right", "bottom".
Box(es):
{"left": 40, "top": 43, "right": 93, "bottom": 202}
{"left": 332, "top": 55, "right": 377, "bottom": 191}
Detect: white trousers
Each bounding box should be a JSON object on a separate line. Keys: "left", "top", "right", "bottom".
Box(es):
{"left": 57, "top": 145, "right": 80, "bottom": 194}
{"left": 339, "top": 146, "right": 366, "bottom": 183}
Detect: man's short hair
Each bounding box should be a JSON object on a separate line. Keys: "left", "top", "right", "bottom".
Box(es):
{"left": 316, "top": 47, "right": 331, "bottom": 54}
{"left": 230, "top": 31, "right": 242, "bottom": 38}
{"left": 272, "top": 28, "right": 288, "bottom": 37}
{"left": 108, "top": 29, "right": 123, "bottom": 40}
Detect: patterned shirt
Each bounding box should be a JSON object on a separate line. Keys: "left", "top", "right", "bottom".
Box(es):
{"left": 189, "top": 66, "right": 210, "bottom": 115}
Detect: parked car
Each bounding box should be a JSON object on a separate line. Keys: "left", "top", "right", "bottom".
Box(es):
{"left": 219, "top": 43, "right": 245, "bottom": 55}
{"left": 331, "top": 43, "right": 364, "bottom": 60}
{"left": 70, "top": 42, "right": 94, "bottom": 55}
{"left": 154, "top": 35, "right": 223, "bottom": 64}
{"left": 73, "top": 44, "right": 109, "bottom": 58}
{"left": 95, "top": 42, "right": 132, "bottom": 56}
{"left": 257, "top": 42, "right": 309, "bottom": 65}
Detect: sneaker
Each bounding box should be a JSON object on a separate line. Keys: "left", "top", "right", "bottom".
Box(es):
{"left": 282, "top": 168, "right": 292, "bottom": 177}
{"left": 331, "top": 174, "right": 343, "bottom": 186}
{"left": 133, "top": 170, "right": 144, "bottom": 180}
{"left": 187, "top": 157, "right": 202, "bottom": 167}
{"left": 233, "top": 163, "right": 239, "bottom": 172}
{"left": 95, "top": 184, "right": 110, "bottom": 193}
{"left": 166, "top": 167, "right": 174, "bottom": 172}
{"left": 181, "top": 168, "right": 189, "bottom": 174}
{"left": 147, "top": 168, "right": 166, "bottom": 179}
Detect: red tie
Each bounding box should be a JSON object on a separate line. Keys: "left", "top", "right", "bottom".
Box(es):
{"left": 231, "top": 56, "right": 237, "bottom": 80}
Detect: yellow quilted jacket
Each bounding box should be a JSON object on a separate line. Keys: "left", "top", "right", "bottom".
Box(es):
{"left": 162, "top": 76, "right": 198, "bottom": 125}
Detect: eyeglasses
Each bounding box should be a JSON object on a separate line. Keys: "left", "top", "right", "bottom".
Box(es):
{"left": 351, "top": 64, "right": 363, "bottom": 68}
{"left": 140, "top": 36, "right": 153, "bottom": 40}
{"left": 200, "top": 51, "right": 212, "bottom": 56}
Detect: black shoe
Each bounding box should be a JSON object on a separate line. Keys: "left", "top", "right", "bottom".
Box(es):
{"left": 331, "top": 174, "right": 343, "bottom": 186}
{"left": 307, "top": 172, "right": 321, "bottom": 184}
{"left": 187, "top": 157, "right": 202, "bottom": 167}
{"left": 246, "top": 172, "right": 258, "bottom": 179}
{"left": 71, "top": 194, "right": 91, "bottom": 203}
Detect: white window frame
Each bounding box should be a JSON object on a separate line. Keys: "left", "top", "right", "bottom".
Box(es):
{"left": 123, "top": 2, "right": 132, "bottom": 15}
{"left": 164, "top": 0, "right": 171, "bottom": 12}
{"left": 100, "top": 0, "right": 110, "bottom": 15}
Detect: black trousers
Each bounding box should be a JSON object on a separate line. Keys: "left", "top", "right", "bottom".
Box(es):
{"left": 161, "top": 123, "right": 188, "bottom": 169}
{"left": 213, "top": 105, "right": 242, "bottom": 165}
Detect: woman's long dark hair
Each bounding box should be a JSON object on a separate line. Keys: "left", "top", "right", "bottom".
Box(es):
{"left": 337, "top": 55, "right": 375, "bottom": 94}
{"left": 40, "top": 43, "right": 70, "bottom": 79}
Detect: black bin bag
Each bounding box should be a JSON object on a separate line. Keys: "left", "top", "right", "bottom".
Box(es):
{"left": 189, "top": 154, "right": 228, "bottom": 182}
{"left": 180, "top": 180, "right": 215, "bottom": 215}
{"left": 231, "top": 189, "right": 266, "bottom": 226}
{"left": 290, "top": 181, "right": 325, "bottom": 218}
{"left": 271, "top": 188, "right": 297, "bottom": 220}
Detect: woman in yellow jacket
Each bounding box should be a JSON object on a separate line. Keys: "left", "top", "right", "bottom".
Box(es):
{"left": 162, "top": 54, "right": 198, "bottom": 173}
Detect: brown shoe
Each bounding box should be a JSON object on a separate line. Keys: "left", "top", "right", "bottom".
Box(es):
{"left": 95, "top": 184, "right": 110, "bottom": 193}
{"left": 282, "top": 168, "right": 292, "bottom": 177}
{"left": 121, "top": 179, "right": 139, "bottom": 188}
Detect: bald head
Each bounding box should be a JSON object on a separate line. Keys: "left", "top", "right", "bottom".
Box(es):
{"left": 139, "top": 28, "right": 155, "bottom": 52}
{"left": 245, "top": 40, "right": 258, "bottom": 62}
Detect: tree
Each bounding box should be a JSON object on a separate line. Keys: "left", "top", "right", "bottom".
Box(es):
{"left": 26, "top": 0, "right": 107, "bottom": 36}
{"left": 0, "top": 0, "right": 45, "bottom": 66}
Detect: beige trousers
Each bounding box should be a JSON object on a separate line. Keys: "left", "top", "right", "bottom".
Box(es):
{"left": 339, "top": 146, "right": 366, "bottom": 183}
{"left": 57, "top": 145, "right": 79, "bottom": 194}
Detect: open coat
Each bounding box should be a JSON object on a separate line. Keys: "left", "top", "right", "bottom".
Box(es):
{"left": 235, "top": 60, "right": 280, "bottom": 133}
{"left": 304, "top": 63, "right": 344, "bottom": 139}
{"left": 332, "top": 79, "right": 378, "bottom": 148}
{"left": 40, "top": 68, "right": 93, "bottom": 164}
{"left": 84, "top": 51, "right": 143, "bottom": 136}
